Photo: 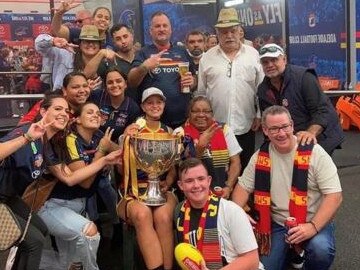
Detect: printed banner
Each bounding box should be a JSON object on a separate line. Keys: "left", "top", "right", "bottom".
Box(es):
{"left": 0, "top": 14, "right": 75, "bottom": 42}
{"left": 111, "top": 0, "right": 143, "bottom": 45}
{"left": 234, "top": 0, "right": 283, "bottom": 49}
{"left": 287, "top": 0, "right": 346, "bottom": 83}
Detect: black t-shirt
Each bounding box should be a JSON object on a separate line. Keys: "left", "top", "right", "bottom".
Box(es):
{"left": 0, "top": 124, "right": 58, "bottom": 197}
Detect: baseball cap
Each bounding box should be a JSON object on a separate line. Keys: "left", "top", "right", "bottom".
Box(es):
{"left": 259, "top": 43, "right": 284, "bottom": 59}
{"left": 141, "top": 87, "right": 166, "bottom": 103}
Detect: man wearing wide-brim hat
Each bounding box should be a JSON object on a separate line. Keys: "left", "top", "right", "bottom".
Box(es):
{"left": 196, "top": 8, "right": 264, "bottom": 175}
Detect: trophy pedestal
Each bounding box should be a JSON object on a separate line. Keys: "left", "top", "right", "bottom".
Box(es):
{"left": 142, "top": 179, "right": 166, "bottom": 206}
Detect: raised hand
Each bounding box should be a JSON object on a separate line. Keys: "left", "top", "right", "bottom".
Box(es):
{"left": 143, "top": 49, "right": 172, "bottom": 70}
{"left": 53, "top": 0, "right": 80, "bottom": 15}
{"left": 197, "top": 122, "right": 221, "bottom": 148}
{"left": 99, "top": 128, "right": 114, "bottom": 153}
{"left": 53, "top": 37, "right": 78, "bottom": 53}
{"left": 88, "top": 77, "right": 102, "bottom": 91}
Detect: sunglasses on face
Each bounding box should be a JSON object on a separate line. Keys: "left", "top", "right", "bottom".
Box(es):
{"left": 259, "top": 46, "right": 283, "bottom": 56}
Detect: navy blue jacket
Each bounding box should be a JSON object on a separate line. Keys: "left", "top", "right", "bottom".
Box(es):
{"left": 257, "top": 64, "right": 344, "bottom": 154}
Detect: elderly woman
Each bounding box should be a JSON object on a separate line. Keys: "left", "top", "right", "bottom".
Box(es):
{"left": 174, "top": 96, "right": 242, "bottom": 199}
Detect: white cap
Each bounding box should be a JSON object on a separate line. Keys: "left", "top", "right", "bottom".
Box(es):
{"left": 141, "top": 87, "right": 166, "bottom": 103}
{"left": 259, "top": 43, "right": 284, "bottom": 59}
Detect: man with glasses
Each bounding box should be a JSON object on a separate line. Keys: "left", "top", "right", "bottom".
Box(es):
{"left": 196, "top": 8, "right": 264, "bottom": 174}
{"left": 232, "top": 105, "right": 342, "bottom": 270}
{"left": 257, "top": 43, "right": 344, "bottom": 155}
{"left": 73, "top": 10, "right": 93, "bottom": 28}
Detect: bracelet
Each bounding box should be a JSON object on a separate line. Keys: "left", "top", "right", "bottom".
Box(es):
{"left": 139, "top": 63, "right": 149, "bottom": 73}
{"left": 23, "top": 132, "right": 34, "bottom": 142}
{"left": 309, "top": 220, "right": 319, "bottom": 234}
{"left": 97, "top": 146, "right": 107, "bottom": 155}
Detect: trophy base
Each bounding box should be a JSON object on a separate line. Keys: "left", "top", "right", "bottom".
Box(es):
{"left": 142, "top": 179, "right": 167, "bottom": 206}
{"left": 142, "top": 197, "right": 166, "bottom": 206}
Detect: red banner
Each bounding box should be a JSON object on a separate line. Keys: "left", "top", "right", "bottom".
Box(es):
{"left": 32, "top": 24, "right": 51, "bottom": 36}
{"left": 0, "top": 24, "right": 11, "bottom": 40}
{"left": 3, "top": 40, "right": 34, "bottom": 49}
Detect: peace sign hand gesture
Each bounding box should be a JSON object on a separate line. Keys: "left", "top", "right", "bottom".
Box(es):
{"left": 53, "top": 0, "right": 81, "bottom": 15}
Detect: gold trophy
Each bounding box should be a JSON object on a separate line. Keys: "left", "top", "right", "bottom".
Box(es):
{"left": 178, "top": 62, "right": 190, "bottom": 93}
{"left": 130, "top": 133, "right": 181, "bottom": 206}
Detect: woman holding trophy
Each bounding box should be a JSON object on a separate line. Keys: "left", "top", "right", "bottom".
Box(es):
{"left": 118, "top": 87, "right": 178, "bottom": 270}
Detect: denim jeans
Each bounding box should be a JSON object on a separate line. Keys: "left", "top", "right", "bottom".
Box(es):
{"left": 38, "top": 197, "right": 100, "bottom": 270}
{"left": 260, "top": 222, "right": 335, "bottom": 270}
{"left": 86, "top": 175, "right": 119, "bottom": 224}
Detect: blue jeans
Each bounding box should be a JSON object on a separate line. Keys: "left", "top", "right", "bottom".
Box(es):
{"left": 38, "top": 198, "right": 100, "bottom": 270}
{"left": 260, "top": 222, "right": 335, "bottom": 270}
{"left": 86, "top": 175, "right": 119, "bottom": 224}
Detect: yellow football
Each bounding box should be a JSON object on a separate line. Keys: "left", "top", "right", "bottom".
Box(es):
{"left": 175, "top": 243, "right": 204, "bottom": 270}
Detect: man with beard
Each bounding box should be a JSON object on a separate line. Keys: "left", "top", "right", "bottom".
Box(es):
{"left": 185, "top": 30, "right": 206, "bottom": 73}
{"left": 196, "top": 8, "right": 264, "bottom": 173}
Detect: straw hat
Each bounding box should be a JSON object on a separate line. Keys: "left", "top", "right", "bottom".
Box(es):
{"left": 215, "top": 8, "right": 241, "bottom": 28}
{"left": 79, "top": 25, "right": 104, "bottom": 41}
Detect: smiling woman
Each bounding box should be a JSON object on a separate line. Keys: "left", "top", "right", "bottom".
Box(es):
{"left": 0, "top": 93, "right": 69, "bottom": 270}
{"left": 36, "top": 101, "right": 120, "bottom": 270}
{"left": 173, "top": 95, "right": 242, "bottom": 199}
{"left": 88, "top": 66, "right": 141, "bottom": 142}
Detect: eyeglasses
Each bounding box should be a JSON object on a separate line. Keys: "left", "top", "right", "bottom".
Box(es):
{"left": 190, "top": 110, "right": 213, "bottom": 115}
{"left": 259, "top": 46, "right": 283, "bottom": 56}
{"left": 227, "top": 61, "right": 232, "bottom": 78}
{"left": 266, "top": 123, "right": 292, "bottom": 135}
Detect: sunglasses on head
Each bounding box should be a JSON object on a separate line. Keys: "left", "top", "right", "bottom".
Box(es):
{"left": 259, "top": 46, "right": 283, "bottom": 56}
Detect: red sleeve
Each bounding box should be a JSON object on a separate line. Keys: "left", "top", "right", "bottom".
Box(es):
{"left": 17, "top": 100, "right": 43, "bottom": 126}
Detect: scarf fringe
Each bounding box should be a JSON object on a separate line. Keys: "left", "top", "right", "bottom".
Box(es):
{"left": 255, "top": 231, "right": 271, "bottom": 256}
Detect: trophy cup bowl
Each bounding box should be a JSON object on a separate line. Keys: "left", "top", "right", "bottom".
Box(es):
{"left": 130, "top": 133, "right": 181, "bottom": 206}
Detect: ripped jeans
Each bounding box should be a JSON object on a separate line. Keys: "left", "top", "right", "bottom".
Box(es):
{"left": 38, "top": 198, "right": 100, "bottom": 270}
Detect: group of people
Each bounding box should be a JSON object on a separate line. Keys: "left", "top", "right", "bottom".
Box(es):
{"left": 0, "top": 2, "right": 345, "bottom": 270}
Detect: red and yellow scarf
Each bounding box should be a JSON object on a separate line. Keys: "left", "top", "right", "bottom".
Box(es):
{"left": 254, "top": 142, "right": 313, "bottom": 255}
{"left": 176, "top": 193, "right": 223, "bottom": 269}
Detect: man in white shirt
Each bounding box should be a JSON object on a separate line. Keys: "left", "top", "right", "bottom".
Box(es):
{"left": 196, "top": 8, "right": 264, "bottom": 172}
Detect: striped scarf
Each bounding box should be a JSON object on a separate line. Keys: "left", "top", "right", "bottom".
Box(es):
{"left": 176, "top": 193, "right": 223, "bottom": 269}
{"left": 184, "top": 121, "right": 229, "bottom": 188}
{"left": 254, "top": 141, "right": 313, "bottom": 255}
